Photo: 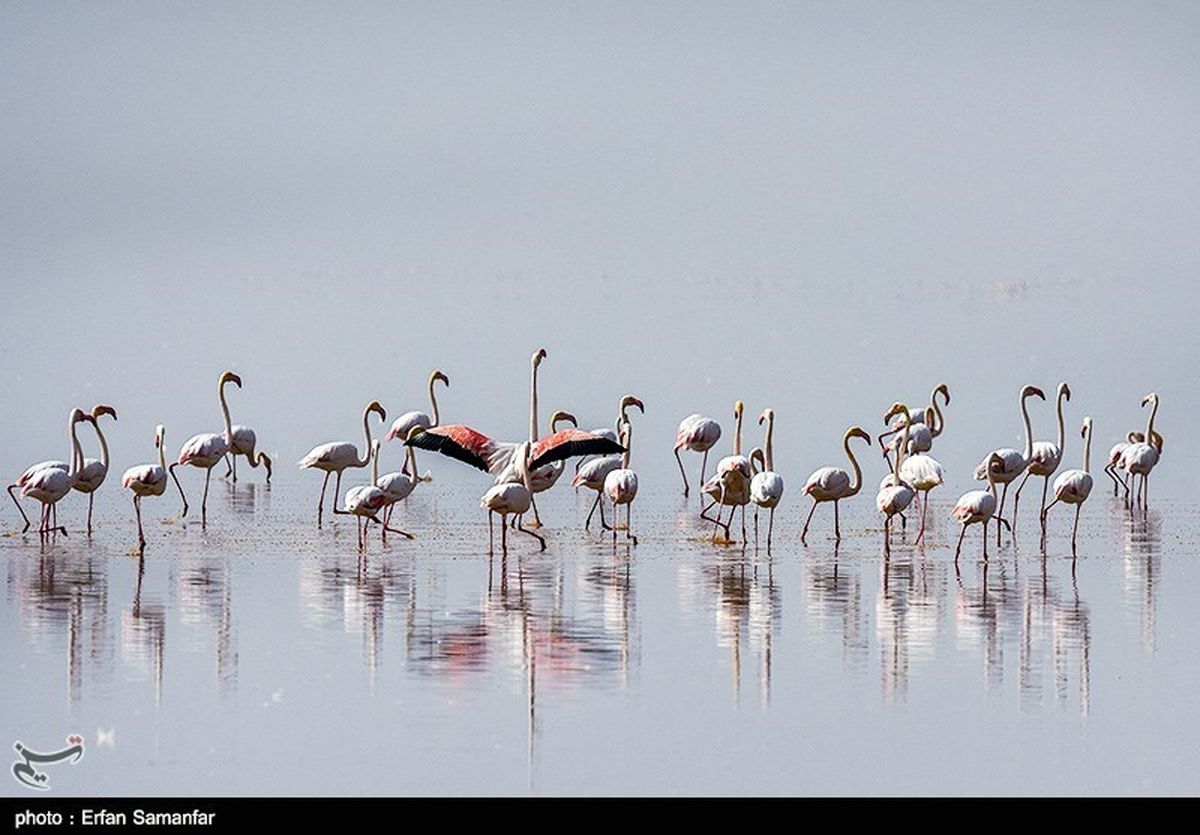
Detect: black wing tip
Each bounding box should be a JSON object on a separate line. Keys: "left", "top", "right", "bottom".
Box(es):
{"left": 406, "top": 430, "right": 489, "bottom": 473}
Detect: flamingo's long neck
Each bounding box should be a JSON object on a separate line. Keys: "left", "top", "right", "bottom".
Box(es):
{"left": 930, "top": 388, "right": 946, "bottom": 437}
{"left": 156, "top": 432, "right": 166, "bottom": 471}
{"left": 1144, "top": 397, "right": 1158, "bottom": 443}
{"left": 429, "top": 374, "right": 441, "bottom": 427}
{"left": 1020, "top": 392, "right": 1035, "bottom": 461}
{"left": 370, "top": 441, "right": 379, "bottom": 486}
{"left": 218, "top": 380, "right": 234, "bottom": 446}
{"left": 986, "top": 459, "right": 998, "bottom": 501}
{"left": 406, "top": 438, "right": 418, "bottom": 480}
{"left": 1082, "top": 421, "right": 1092, "bottom": 473}
{"left": 763, "top": 413, "right": 774, "bottom": 472}
{"left": 68, "top": 417, "right": 84, "bottom": 479}
{"left": 621, "top": 424, "right": 632, "bottom": 469}
{"left": 359, "top": 406, "right": 375, "bottom": 467}
{"left": 1055, "top": 387, "right": 1066, "bottom": 454}
{"left": 734, "top": 411, "right": 743, "bottom": 456}
{"left": 894, "top": 409, "right": 911, "bottom": 487}
{"left": 529, "top": 360, "right": 540, "bottom": 444}
{"left": 94, "top": 419, "right": 110, "bottom": 471}
{"left": 517, "top": 443, "right": 532, "bottom": 491}
{"left": 844, "top": 432, "right": 863, "bottom": 496}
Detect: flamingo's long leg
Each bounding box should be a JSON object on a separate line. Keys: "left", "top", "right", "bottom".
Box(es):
{"left": 316, "top": 471, "right": 330, "bottom": 527}
{"left": 517, "top": 516, "right": 545, "bottom": 551}
{"left": 954, "top": 524, "right": 967, "bottom": 561}
{"left": 1071, "top": 504, "right": 1081, "bottom": 553}
{"left": 626, "top": 502, "right": 637, "bottom": 546}
{"left": 331, "top": 471, "right": 351, "bottom": 515}
{"left": 1038, "top": 476, "right": 1050, "bottom": 534}
{"left": 7, "top": 485, "right": 31, "bottom": 533}
{"left": 134, "top": 495, "right": 145, "bottom": 551}
{"left": 699, "top": 450, "right": 709, "bottom": 498}
{"left": 834, "top": 500, "right": 841, "bottom": 541}
{"left": 1012, "top": 470, "right": 1032, "bottom": 530}
{"left": 767, "top": 507, "right": 775, "bottom": 552}
{"left": 201, "top": 468, "right": 212, "bottom": 525}
{"left": 528, "top": 494, "right": 542, "bottom": 528}
{"left": 169, "top": 463, "right": 189, "bottom": 517}
{"left": 674, "top": 448, "right": 689, "bottom": 496}
{"left": 996, "top": 482, "right": 1009, "bottom": 546}
{"left": 87, "top": 493, "right": 94, "bottom": 535}
{"left": 800, "top": 498, "right": 819, "bottom": 544}
{"left": 584, "top": 491, "right": 601, "bottom": 530}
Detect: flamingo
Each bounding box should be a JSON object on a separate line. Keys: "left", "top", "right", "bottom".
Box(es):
{"left": 1122, "top": 393, "right": 1161, "bottom": 512}
{"left": 377, "top": 426, "right": 430, "bottom": 538}
{"left": 298, "top": 399, "right": 387, "bottom": 527}
{"left": 574, "top": 394, "right": 642, "bottom": 474}
{"left": 121, "top": 425, "right": 186, "bottom": 552}
{"left": 482, "top": 441, "right": 544, "bottom": 554}
{"left": 800, "top": 426, "right": 872, "bottom": 544}
{"left": 20, "top": 410, "right": 96, "bottom": 538}
{"left": 952, "top": 452, "right": 1008, "bottom": 563}
{"left": 520, "top": 409, "right": 579, "bottom": 528}
{"left": 7, "top": 408, "right": 89, "bottom": 533}
{"left": 749, "top": 409, "right": 784, "bottom": 551}
{"left": 881, "top": 383, "right": 950, "bottom": 471}
{"left": 169, "top": 371, "right": 242, "bottom": 524}
{"left": 386, "top": 369, "right": 450, "bottom": 443}
{"left": 223, "top": 426, "right": 272, "bottom": 484}
{"left": 973, "top": 384, "right": 1045, "bottom": 544}
{"left": 1014, "top": 381, "right": 1070, "bottom": 533}
{"left": 604, "top": 421, "right": 639, "bottom": 547}
{"left": 1105, "top": 430, "right": 1162, "bottom": 497}
{"left": 1043, "top": 417, "right": 1094, "bottom": 554}
{"left": 73, "top": 404, "right": 118, "bottom": 534}
{"left": 572, "top": 395, "right": 645, "bottom": 530}
{"left": 673, "top": 413, "right": 722, "bottom": 497}
{"left": 342, "top": 439, "right": 413, "bottom": 549}
{"left": 700, "top": 401, "right": 753, "bottom": 543}
{"left": 876, "top": 403, "right": 915, "bottom": 554}
{"left": 895, "top": 446, "right": 944, "bottom": 545}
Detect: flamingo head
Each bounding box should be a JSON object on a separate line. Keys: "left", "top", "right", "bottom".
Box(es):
{"left": 92, "top": 404, "right": 118, "bottom": 421}
{"left": 549, "top": 410, "right": 578, "bottom": 430}
{"left": 749, "top": 447, "right": 765, "bottom": 473}
{"left": 988, "top": 451, "right": 1005, "bottom": 470}
{"left": 845, "top": 426, "right": 872, "bottom": 445}
{"left": 1022, "top": 385, "right": 1046, "bottom": 401}
{"left": 1059, "top": 382, "right": 1071, "bottom": 402}
{"left": 259, "top": 453, "right": 273, "bottom": 479}
{"left": 757, "top": 408, "right": 773, "bottom": 426}
{"left": 733, "top": 400, "right": 744, "bottom": 419}
{"left": 1080, "top": 417, "right": 1091, "bottom": 439}
{"left": 219, "top": 371, "right": 242, "bottom": 389}
{"left": 154, "top": 425, "right": 164, "bottom": 449}
{"left": 883, "top": 402, "right": 909, "bottom": 425}
{"left": 620, "top": 395, "right": 645, "bottom": 415}
{"left": 532, "top": 348, "right": 548, "bottom": 366}
{"left": 366, "top": 400, "right": 386, "bottom": 421}
{"left": 430, "top": 369, "right": 450, "bottom": 387}
{"left": 69, "top": 407, "right": 87, "bottom": 424}
{"left": 1141, "top": 392, "right": 1158, "bottom": 408}
{"left": 935, "top": 383, "right": 951, "bottom": 404}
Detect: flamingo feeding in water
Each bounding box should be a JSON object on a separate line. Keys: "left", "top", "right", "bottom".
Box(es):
{"left": 387, "top": 370, "right": 450, "bottom": 443}
{"left": 973, "top": 384, "right": 1045, "bottom": 544}
{"left": 953, "top": 452, "right": 1008, "bottom": 563}
{"left": 122, "top": 425, "right": 186, "bottom": 552}
{"left": 377, "top": 426, "right": 431, "bottom": 538}
{"left": 1121, "top": 393, "right": 1161, "bottom": 513}
{"left": 8, "top": 408, "right": 90, "bottom": 533}
{"left": 749, "top": 409, "right": 784, "bottom": 551}
{"left": 169, "top": 371, "right": 242, "bottom": 524}
{"left": 73, "top": 404, "right": 118, "bottom": 534}
{"left": 876, "top": 403, "right": 915, "bottom": 555}
{"left": 1014, "top": 381, "right": 1070, "bottom": 533}
{"left": 700, "top": 401, "right": 753, "bottom": 544}
{"left": 800, "top": 426, "right": 872, "bottom": 544}
{"left": 342, "top": 439, "right": 416, "bottom": 548}
{"left": 604, "top": 421, "right": 639, "bottom": 547}
{"left": 224, "top": 427, "right": 272, "bottom": 484}
{"left": 1043, "top": 417, "right": 1094, "bottom": 554}
{"left": 674, "top": 414, "right": 722, "bottom": 498}
{"left": 881, "top": 383, "right": 950, "bottom": 471}
{"left": 19, "top": 410, "right": 96, "bottom": 538}
{"left": 572, "top": 395, "right": 645, "bottom": 531}
{"left": 298, "top": 399, "right": 387, "bottom": 527}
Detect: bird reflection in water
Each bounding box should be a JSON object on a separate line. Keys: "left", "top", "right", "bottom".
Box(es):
{"left": 1121, "top": 509, "right": 1161, "bottom": 654}
{"left": 122, "top": 555, "right": 166, "bottom": 706}
{"left": 876, "top": 552, "right": 945, "bottom": 704}
{"left": 804, "top": 545, "right": 869, "bottom": 672}
{"left": 172, "top": 556, "right": 238, "bottom": 698}
{"left": 223, "top": 481, "right": 271, "bottom": 517}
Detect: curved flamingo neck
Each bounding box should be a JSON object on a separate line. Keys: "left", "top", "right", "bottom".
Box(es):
{"left": 930, "top": 388, "right": 948, "bottom": 437}
{"left": 894, "top": 409, "right": 911, "bottom": 486}
{"left": 1054, "top": 387, "right": 1066, "bottom": 453}
{"left": 843, "top": 432, "right": 863, "bottom": 496}
{"left": 218, "top": 379, "right": 234, "bottom": 445}
{"left": 529, "top": 360, "right": 541, "bottom": 444}
{"left": 428, "top": 374, "right": 443, "bottom": 427}
{"left": 359, "top": 405, "right": 376, "bottom": 467}
{"left": 68, "top": 417, "right": 84, "bottom": 478}
{"left": 986, "top": 460, "right": 998, "bottom": 500}
{"left": 1020, "top": 391, "right": 1035, "bottom": 461}
{"left": 370, "top": 441, "right": 380, "bottom": 485}
{"left": 406, "top": 438, "right": 418, "bottom": 480}
{"left": 156, "top": 431, "right": 166, "bottom": 471}
{"left": 1144, "top": 397, "right": 1158, "bottom": 442}
{"left": 94, "top": 419, "right": 110, "bottom": 471}
{"left": 1082, "top": 421, "right": 1092, "bottom": 472}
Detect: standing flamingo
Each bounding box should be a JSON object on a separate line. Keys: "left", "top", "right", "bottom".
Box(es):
{"left": 572, "top": 395, "right": 645, "bottom": 530}
{"left": 223, "top": 426, "right": 273, "bottom": 484}
{"left": 482, "top": 441, "right": 544, "bottom": 554}
{"left": 73, "top": 404, "right": 118, "bottom": 534}
{"left": 1122, "top": 393, "right": 1161, "bottom": 513}
{"left": 343, "top": 439, "right": 413, "bottom": 548}
{"left": 881, "top": 383, "right": 950, "bottom": 471}
{"left": 973, "top": 385, "right": 1045, "bottom": 544}
{"left": 673, "top": 414, "right": 722, "bottom": 497}
{"left": 1043, "top": 417, "right": 1094, "bottom": 554}
{"left": 521, "top": 410, "right": 579, "bottom": 528}
{"left": 7, "top": 408, "right": 89, "bottom": 533}
{"left": 749, "top": 409, "right": 784, "bottom": 551}
{"left": 169, "top": 371, "right": 242, "bottom": 523}
{"left": 298, "top": 399, "right": 387, "bottom": 527}
{"left": 377, "top": 426, "right": 430, "bottom": 537}
{"left": 1105, "top": 430, "right": 1162, "bottom": 497}
{"left": 604, "top": 421, "right": 639, "bottom": 547}
{"left": 952, "top": 452, "right": 1008, "bottom": 563}
{"left": 876, "top": 403, "right": 915, "bottom": 555}
{"left": 387, "top": 370, "right": 450, "bottom": 443}
{"left": 122, "top": 425, "right": 186, "bottom": 552}
{"left": 700, "top": 401, "right": 753, "bottom": 543}
{"left": 800, "top": 426, "right": 872, "bottom": 544}
{"left": 20, "top": 410, "right": 96, "bottom": 538}
{"left": 896, "top": 445, "right": 945, "bottom": 545}
{"left": 1014, "top": 382, "right": 1070, "bottom": 532}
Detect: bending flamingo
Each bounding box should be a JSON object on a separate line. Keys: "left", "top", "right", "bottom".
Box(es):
{"left": 1043, "top": 417, "right": 1094, "bottom": 554}
{"left": 749, "top": 409, "right": 784, "bottom": 551}
{"left": 377, "top": 426, "right": 430, "bottom": 538}
{"left": 387, "top": 369, "right": 450, "bottom": 443}
{"left": 876, "top": 403, "right": 915, "bottom": 555}
{"left": 800, "top": 426, "right": 872, "bottom": 544}
{"left": 298, "top": 399, "right": 387, "bottom": 527}
{"left": 224, "top": 427, "right": 272, "bottom": 484}
{"left": 73, "top": 404, "right": 118, "bottom": 534}
{"left": 973, "top": 385, "right": 1045, "bottom": 544}
{"left": 953, "top": 452, "right": 1008, "bottom": 563}
{"left": 7, "top": 408, "right": 89, "bottom": 533}
{"left": 122, "top": 425, "right": 186, "bottom": 552}
{"left": 169, "top": 371, "right": 242, "bottom": 524}
{"left": 1014, "top": 381, "right": 1070, "bottom": 532}
{"left": 572, "top": 395, "right": 645, "bottom": 531}
{"left": 604, "top": 421, "right": 639, "bottom": 547}
{"left": 700, "top": 401, "right": 753, "bottom": 543}
{"left": 20, "top": 410, "right": 96, "bottom": 538}
{"left": 673, "top": 414, "right": 722, "bottom": 497}
{"left": 1122, "top": 393, "right": 1161, "bottom": 513}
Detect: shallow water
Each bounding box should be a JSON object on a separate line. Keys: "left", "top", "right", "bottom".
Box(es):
{"left": 2, "top": 479, "right": 1195, "bottom": 796}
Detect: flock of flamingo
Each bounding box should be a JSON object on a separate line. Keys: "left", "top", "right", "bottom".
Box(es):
{"left": 6, "top": 350, "right": 1164, "bottom": 560}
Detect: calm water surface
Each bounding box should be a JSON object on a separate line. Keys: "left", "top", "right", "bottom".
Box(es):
{"left": 2, "top": 480, "right": 1195, "bottom": 796}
